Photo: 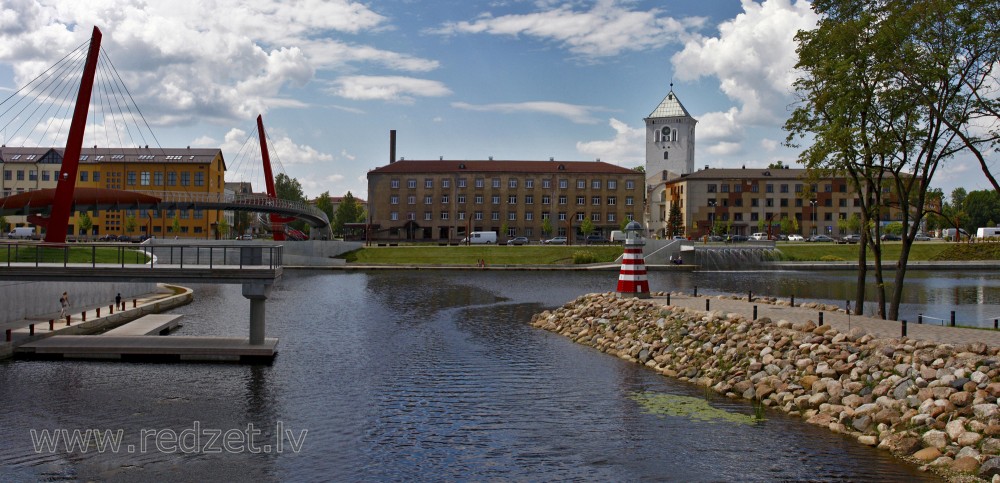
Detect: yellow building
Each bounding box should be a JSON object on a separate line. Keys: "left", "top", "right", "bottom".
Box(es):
{"left": 1, "top": 146, "right": 226, "bottom": 239}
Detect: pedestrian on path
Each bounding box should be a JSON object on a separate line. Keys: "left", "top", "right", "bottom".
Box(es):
{"left": 59, "top": 292, "right": 69, "bottom": 318}
{"left": 115, "top": 293, "right": 122, "bottom": 309}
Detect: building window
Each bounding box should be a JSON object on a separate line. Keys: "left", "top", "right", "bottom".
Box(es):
{"left": 542, "top": 195, "right": 551, "bottom": 205}
{"left": 441, "top": 211, "right": 449, "bottom": 220}
{"left": 408, "top": 195, "right": 416, "bottom": 205}
{"left": 140, "top": 172, "right": 150, "bottom": 186}
{"left": 168, "top": 172, "right": 177, "bottom": 186}
{"left": 707, "top": 184, "right": 717, "bottom": 193}
{"left": 824, "top": 184, "right": 833, "bottom": 192}
{"left": 751, "top": 198, "right": 759, "bottom": 207}
{"left": 194, "top": 210, "right": 203, "bottom": 219}
{"left": 127, "top": 171, "right": 136, "bottom": 186}
{"left": 525, "top": 179, "right": 534, "bottom": 188}
{"left": 542, "top": 179, "right": 551, "bottom": 189}
{"left": 608, "top": 196, "right": 616, "bottom": 205}
{"left": 441, "top": 195, "right": 449, "bottom": 204}
{"left": 559, "top": 179, "right": 568, "bottom": 189}
{"left": 526, "top": 212, "right": 533, "bottom": 221}
{"left": 407, "top": 212, "right": 415, "bottom": 221}
{"left": 735, "top": 199, "right": 743, "bottom": 207}
{"left": 766, "top": 184, "right": 773, "bottom": 193}
{"left": 542, "top": 213, "right": 550, "bottom": 220}
{"left": 492, "top": 211, "right": 500, "bottom": 221}
{"left": 390, "top": 195, "right": 399, "bottom": 205}
{"left": 154, "top": 172, "right": 163, "bottom": 186}
{"left": 180, "top": 209, "right": 190, "bottom": 219}
{"left": 780, "top": 198, "right": 789, "bottom": 207}
{"left": 795, "top": 198, "right": 803, "bottom": 207}
{"left": 558, "top": 212, "right": 566, "bottom": 221}
{"left": 625, "top": 180, "right": 635, "bottom": 189}
{"left": 458, "top": 178, "right": 466, "bottom": 188}
{"left": 509, "top": 179, "right": 517, "bottom": 188}
{"left": 181, "top": 172, "right": 190, "bottom": 186}
{"left": 442, "top": 179, "right": 450, "bottom": 189}
{"left": 608, "top": 180, "right": 617, "bottom": 189}
{"left": 391, "top": 212, "right": 398, "bottom": 221}
{"left": 508, "top": 212, "right": 516, "bottom": 221}
{"left": 508, "top": 195, "right": 517, "bottom": 204}
{"left": 591, "top": 213, "right": 600, "bottom": 221}
{"left": 408, "top": 179, "right": 417, "bottom": 189}
{"left": 93, "top": 171, "right": 100, "bottom": 182}
{"left": 608, "top": 213, "right": 616, "bottom": 222}
{"left": 576, "top": 196, "right": 585, "bottom": 205}
{"left": 766, "top": 198, "right": 774, "bottom": 207}
{"left": 3, "top": 170, "right": 10, "bottom": 181}
{"left": 425, "top": 212, "right": 432, "bottom": 221}
{"left": 80, "top": 171, "right": 89, "bottom": 182}
{"left": 592, "top": 180, "right": 601, "bottom": 189}
{"left": 576, "top": 213, "right": 585, "bottom": 221}
{"left": 734, "top": 184, "right": 742, "bottom": 193}
{"left": 16, "top": 170, "right": 24, "bottom": 180}
{"left": 592, "top": 196, "right": 601, "bottom": 205}
{"left": 458, "top": 211, "right": 466, "bottom": 220}
{"left": 425, "top": 179, "right": 433, "bottom": 189}
{"left": 475, "top": 211, "right": 483, "bottom": 221}
{"left": 475, "top": 195, "right": 483, "bottom": 204}
{"left": 559, "top": 195, "right": 567, "bottom": 205}
{"left": 795, "top": 184, "right": 803, "bottom": 193}
{"left": 492, "top": 195, "right": 500, "bottom": 204}
{"left": 28, "top": 170, "right": 37, "bottom": 181}
{"left": 780, "top": 184, "right": 789, "bottom": 193}
{"left": 457, "top": 195, "right": 466, "bottom": 204}
{"left": 41, "top": 171, "right": 50, "bottom": 181}
{"left": 626, "top": 196, "right": 634, "bottom": 206}
{"left": 475, "top": 178, "right": 484, "bottom": 188}
{"left": 525, "top": 195, "right": 533, "bottom": 204}
{"left": 424, "top": 196, "right": 433, "bottom": 205}
{"left": 751, "top": 184, "right": 759, "bottom": 193}
{"left": 491, "top": 178, "right": 500, "bottom": 188}
{"left": 194, "top": 172, "right": 204, "bottom": 186}
{"left": 825, "top": 199, "right": 833, "bottom": 207}
{"left": 839, "top": 198, "right": 847, "bottom": 207}
{"left": 720, "top": 184, "right": 729, "bottom": 193}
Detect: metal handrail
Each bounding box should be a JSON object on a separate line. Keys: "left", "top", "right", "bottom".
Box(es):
{"left": 0, "top": 242, "right": 284, "bottom": 270}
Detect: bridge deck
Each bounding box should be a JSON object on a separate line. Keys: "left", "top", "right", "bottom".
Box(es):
{"left": 16, "top": 335, "right": 277, "bottom": 362}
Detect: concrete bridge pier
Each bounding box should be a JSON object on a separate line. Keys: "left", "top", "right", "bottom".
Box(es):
{"left": 242, "top": 283, "right": 273, "bottom": 345}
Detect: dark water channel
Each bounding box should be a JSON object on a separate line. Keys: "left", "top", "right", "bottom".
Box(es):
{"left": 0, "top": 270, "right": 954, "bottom": 482}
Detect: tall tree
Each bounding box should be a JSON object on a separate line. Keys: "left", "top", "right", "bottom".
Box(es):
{"left": 315, "top": 192, "right": 335, "bottom": 222}
{"left": 787, "top": 0, "right": 999, "bottom": 320}
{"left": 333, "top": 192, "right": 364, "bottom": 237}
{"left": 274, "top": 173, "right": 305, "bottom": 202}
{"left": 666, "top": 202, "right": 683, "bottom": 236}
{"left": 78, "top": 212, "right": 93, "bottom": 239}
{"left": 963, "top": 190, "right": 1000, "bottom": 230}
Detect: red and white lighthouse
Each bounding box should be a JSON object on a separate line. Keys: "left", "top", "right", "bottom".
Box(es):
{"left": 617, "top": 220, "right": 650, "bottom": 298}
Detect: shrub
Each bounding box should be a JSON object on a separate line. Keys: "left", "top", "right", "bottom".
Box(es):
{"left": 573, "top": 250, "right": 599, "bottom": 264}
{"left": 819, "top": 255, "right": 846, "bottom": 261}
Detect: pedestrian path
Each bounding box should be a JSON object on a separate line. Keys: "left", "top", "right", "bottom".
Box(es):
{"left": 653, "top": 293, "right": 1000, "bottom": 347}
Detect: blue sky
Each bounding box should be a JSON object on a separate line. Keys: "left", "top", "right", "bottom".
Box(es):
{"left": 0, "top": 0, "right": 987, "bottom": 199}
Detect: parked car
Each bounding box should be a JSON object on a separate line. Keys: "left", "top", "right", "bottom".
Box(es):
{"left": 839, "top": 234, "right": 861, "bottom": 244}
{"left": 543, "top": 236, "right": 567, "bottom": 245}
{"left": 914, "top": 233, "right": 932, "bottom": 241}
{"left": 750, "top": 232, "right": 768, "bottom": 241}
{"left": 672, "top": 235, "right": 687, "bottom": 241}
{"left": 117, "top": 235, "right": 132, "bottom": 242}
{"left": 707, "top": 235, "right": 725, "bottom": 242}
{"left": 585, "top": 234, "right": 609, "bottom": 244}
{"left": 776, "top": 234, "right": 788, "bottom": 241}
{"left": 787, "top": 234, "right": 805, "bottom": 242}
{"left": 880, "top": 233, "right": 901, "bottom": 241}
{"left": 726, "top": 234, "right": 749, "bottom": 242}
{"left": 808, "top": 234, "right": 834, "bottom": 242}
{"left": 506, "top": 236, "right": 529, "bottom": 246}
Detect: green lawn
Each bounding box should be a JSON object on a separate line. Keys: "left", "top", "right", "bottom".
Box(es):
{"left": 0, "top": 244, "right": 150, "bottom": 264}
{"left": 776, "top": 241, "right": 966, "bottom": 261}
{"left": 338, "top": 245, "right": 624, "bottom": 265}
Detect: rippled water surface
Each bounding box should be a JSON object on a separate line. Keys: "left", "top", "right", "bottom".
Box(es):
{"left": 0, "top": 270, "right": 944, "bottom": 481}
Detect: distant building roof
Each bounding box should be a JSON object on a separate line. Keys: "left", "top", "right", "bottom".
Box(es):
{"left": 368, "top": 159, "right": 639, "bottom": 175}
{"left": 0, "top": 146, "right": 223, "bottom": 167}
{"left": 646, "top": 89, "right": 692, "bottom": 119}
{"left": 671, "top": 167, "right": 808, "bottom": 181}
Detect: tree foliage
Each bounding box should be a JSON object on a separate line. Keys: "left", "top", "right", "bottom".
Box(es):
{"left": 275, "top": 173, "right": 305, "bottom": 202}
{"left": 785, "top": 0, "right": 1000, "bottom": 320}
{"left": 78, "top": 212, "right": 93, "bottom": 237}
{"left": 125, "top": 215, "right": 138, "bottom": 236}
{"left": 332, "top": 192, "right": 365, "bottom": 237}
{"left": 963, "top": 190, "right": 1000, "bottom": 230}
{"left": 666, "top": 203, "right": 683, "bottom": 236}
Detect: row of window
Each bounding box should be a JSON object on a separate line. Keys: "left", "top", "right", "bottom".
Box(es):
{"left": 389, "top": 178, "right": 634, "bottom": 190}
{"left": 708, "top": 211, "right": 848, "bottom": 222}
{"left": 73, "top": 209, "right": 206, "bottom": 219}
{"left": 3, "top": 169, "right": 206, "bottom": 187}
{"left": 704, "top": 197, "right": 859, "bottom": 208}
{"left": 706, "top": 183, "right": 859, "bottom": 194}
{"left": 388, "top": 211, "right": 633, "bottom": 223}
{"left": 389, "top": 194, "right": 634, "bottom": 206}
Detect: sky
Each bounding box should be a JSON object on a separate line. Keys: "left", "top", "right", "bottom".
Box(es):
{"left": 0, "top": 0, "right": 990, "bottom": 200}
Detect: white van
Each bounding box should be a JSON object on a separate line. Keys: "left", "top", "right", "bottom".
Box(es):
{"left": 461, "top": 231, "right": 497, "bottom": 244}
{"left": 750, "top": 232, "right": 769, "bottom": 241}
{"left": 7, "top": 227, "right": 35, "bottom": 239}
{"left": 610, "top": 230, "right": 626, "bottom": 243}
{"left": 977, "top": 227, "right": 1000, "bottom": 239}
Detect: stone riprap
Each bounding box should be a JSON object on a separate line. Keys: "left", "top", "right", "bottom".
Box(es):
{"left": 531, "top": 291, "right": 1000, "bottom": 482}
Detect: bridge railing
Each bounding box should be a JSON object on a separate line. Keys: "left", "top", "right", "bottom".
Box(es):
{"left": 1, "top": 242, "right": 283, "bottom": 270}
{"left": 132, "top": 190, "right": 330, "bottom": 225}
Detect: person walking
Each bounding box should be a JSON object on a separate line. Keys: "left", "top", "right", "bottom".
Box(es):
{"left": 115, "top": 293, "right": 122, "bottom": 310}
{"left": 59, "top": 292, "right": 69, "bottom": 318}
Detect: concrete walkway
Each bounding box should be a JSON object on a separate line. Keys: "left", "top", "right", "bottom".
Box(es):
{"left": 653, "top": 293, "right": 1000, "bottom": 348}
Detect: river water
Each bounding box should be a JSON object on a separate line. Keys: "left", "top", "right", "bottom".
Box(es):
{"left": 0, "top": 269, "right": 963, "bottom": 482}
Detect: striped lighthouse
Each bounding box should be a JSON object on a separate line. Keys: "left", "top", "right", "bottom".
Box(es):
{"left": 617, "top": 220, "right": 650, "bottom": 298}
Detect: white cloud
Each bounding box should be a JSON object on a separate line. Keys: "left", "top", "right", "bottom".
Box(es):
{"left": 452, "top": 101, "right": 603, "bottom": 124}
{"left": 695, "top": 107, "right": 743, "bottom": 144}
{"left": 575, "top": 117, "right": 644, "bottom": 165}
{"left": 331, "top": 75, "right": 452, "bottom": 103}
{"left": 673, "top": 0, "right": 818, "bottom": 127}
{"left": 431, "top": 0, "right": 704, "bottom": 60}
{"left": 0, "top": 0, "right": 439, "bottom": 126}
{"left": 706, "top": 141, "right": 742, "bottom": 156}
{"left": 760, "top": 138, "right": 779, "bottom": 151}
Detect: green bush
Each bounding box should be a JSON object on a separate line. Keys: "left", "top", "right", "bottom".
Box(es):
{"left": 819, "top": 255, "right": 846, "bottom": 261}
{"left": 573, "top": 250, "right": 599, "bottom": 264}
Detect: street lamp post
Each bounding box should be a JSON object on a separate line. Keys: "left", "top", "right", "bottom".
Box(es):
{"left": 809, "top": 199, "right": 818, "bottom": 236}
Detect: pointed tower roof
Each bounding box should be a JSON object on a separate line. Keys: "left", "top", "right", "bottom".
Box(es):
{"left": 646, "top": 86, "right": 691, "bottom": 119}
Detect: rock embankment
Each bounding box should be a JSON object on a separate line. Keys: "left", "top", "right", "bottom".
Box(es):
{"left": 531, "top": 292, "right": 1000, "bottom": 482}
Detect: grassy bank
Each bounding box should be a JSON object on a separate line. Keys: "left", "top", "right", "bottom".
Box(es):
{"left": 338, "top": 245, "right": 624, "bottom": 265}
{"left": 0, "top": 244, "right": 150, "bottom": 264}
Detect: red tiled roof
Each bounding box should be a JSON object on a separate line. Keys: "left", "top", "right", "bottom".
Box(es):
{"left": 368, "top": 159, "right": 639, "bottom": 175}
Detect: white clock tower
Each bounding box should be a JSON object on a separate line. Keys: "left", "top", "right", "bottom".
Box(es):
{"left": 645, "top": 85, "right": 696, "bottom": 177}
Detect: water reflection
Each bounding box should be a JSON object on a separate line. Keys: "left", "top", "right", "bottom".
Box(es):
{"left": 0, "top": 270, "right": 946, "bottom": 481}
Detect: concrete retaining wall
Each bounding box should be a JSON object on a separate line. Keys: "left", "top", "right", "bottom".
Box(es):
{"left": 0, "top": 280, "right": 157, "bottom": 325}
